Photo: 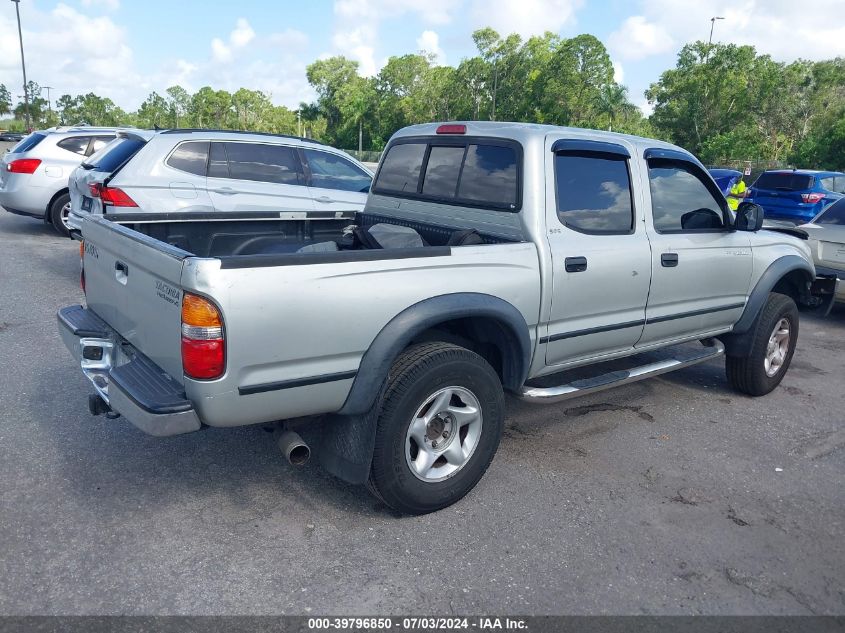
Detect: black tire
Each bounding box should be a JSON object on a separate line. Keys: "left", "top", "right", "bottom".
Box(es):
{"left": 49, "top": 192, "right": 71, "bottom": 237}
{"left": 726, "top": 292, "right": 799, "bottom": 396}
{"left": 367, "top": 342, "right": 504, "bottom": 515}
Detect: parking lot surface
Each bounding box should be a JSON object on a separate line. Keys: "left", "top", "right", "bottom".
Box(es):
{"left": 0, "top": 211, "right": 843, "bottom": 615}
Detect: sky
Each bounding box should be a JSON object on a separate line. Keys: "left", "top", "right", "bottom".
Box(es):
{"left": 1, "top": 0, "right": 844, "bottom": 117}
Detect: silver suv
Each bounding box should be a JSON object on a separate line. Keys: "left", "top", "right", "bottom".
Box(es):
{"left": 68, "top": 129, "right": 373, "bottom": 231}
{"left": 0, "top": 126, "right": 129, "bottom": 235}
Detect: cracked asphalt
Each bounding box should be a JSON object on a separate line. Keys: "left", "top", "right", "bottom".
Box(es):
{"left": 0, "top": 210, "right": 843, "bottom": 615}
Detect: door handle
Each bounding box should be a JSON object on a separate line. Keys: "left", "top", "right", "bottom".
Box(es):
{"left": 114, "top": 260, "right": 129, "bottom": 284}
{"left": 661, "top": 253, "right": 679, "bottom": 267}
{"left": 564, "top": 256, "right": 588, "bottom": 273}
{"left": 314, "top": 196, "right": 334, "bottom": 204}
{"left": 215, "top": 187, "right": 236, "bottom": 195}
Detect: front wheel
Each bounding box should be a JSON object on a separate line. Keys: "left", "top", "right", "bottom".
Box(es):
{"left": 368, "top": 342, "right": 504, "bottom": 515}
{"left": 49, "top": 192, "right": 72, "bottom": 237}
{"left": 726, "top": 293, "right": 798, "bottom": 396}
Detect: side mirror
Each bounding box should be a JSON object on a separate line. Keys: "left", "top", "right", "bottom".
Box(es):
{"left": 735, "top": 201, "right": 764, "bottom": 232}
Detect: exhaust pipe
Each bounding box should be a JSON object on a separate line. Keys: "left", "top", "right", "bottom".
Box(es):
{"left": 278, "top": 430, "right": 310, "bottom": 466}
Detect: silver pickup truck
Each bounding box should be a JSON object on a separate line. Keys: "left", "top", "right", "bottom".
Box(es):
{"left": 58, "top": 122, "right": 839, "bottom": 514}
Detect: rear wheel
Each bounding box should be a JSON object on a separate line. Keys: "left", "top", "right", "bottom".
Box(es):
{"left": 726, "top": 293, "right": 798, "bottom": 396}
{"left": 49, "top": 192, "right": 72, "bottom": 237}
{"left": 367, "top": 342, "right": 504, "bottom": 515}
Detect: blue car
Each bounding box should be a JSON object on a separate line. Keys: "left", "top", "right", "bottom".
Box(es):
{"left": 708, "top": 168, "right": 742, "bottom": 197}
{"left": 748, "top": 169, "right": 845, "bottom": 225}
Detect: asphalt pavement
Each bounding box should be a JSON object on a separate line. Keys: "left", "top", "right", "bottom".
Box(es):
{"left": 0, "top": 210, "right": 843, "bottom": 615}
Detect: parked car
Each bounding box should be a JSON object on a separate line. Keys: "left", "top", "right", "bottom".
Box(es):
{"left": 58, "top": 122, "right": 838, "bottom": 514}
{"left": 0, "top": 126, "right": 130, "bottom": 235}
{"left": 798, "top": 198, "right": 845, "bottom": 303}
{"left": 748, "top": 169, "right": 845, "bottom": 225}
{"left": 0, "top": 131, "right": 25, "bottom": 142}
{"left": 67, "top": 129, "right": 373, "bottom": 232}
{"left": 708, "top": 168, "right": 742, "bottom": 196}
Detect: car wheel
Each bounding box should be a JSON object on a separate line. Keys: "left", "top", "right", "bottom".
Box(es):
{"left": 49, "top": 192, "right": 72, "bottom": 237}
{"left": 726, "top": 292, "right": 798, "bottom": 396}
{"left": 367, "top": 342, "right": 504, "bottom": 515}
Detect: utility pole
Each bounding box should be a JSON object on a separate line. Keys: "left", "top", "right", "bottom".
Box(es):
{"left": 42, "top": 85, "right": 53, "bottom": 113}
{"left": 709, "top": 16, "right": 724, "bottom": 46}
{"left": 11, "top": 0, "right": 31, "bottom": 131}
{"left": 297, "top": 109, "right": 301, "bottom": 137}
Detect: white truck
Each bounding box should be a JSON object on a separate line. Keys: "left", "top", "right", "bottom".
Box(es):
{"left": 58, "top": 122, "right": 838, "bottom": 514}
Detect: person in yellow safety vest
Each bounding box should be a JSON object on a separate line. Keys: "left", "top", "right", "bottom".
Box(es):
{"left": 727, "top": 177, "right": 749, "bottom": 211}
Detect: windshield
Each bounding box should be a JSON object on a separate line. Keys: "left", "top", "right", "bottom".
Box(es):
{"left": 83, "top": 137, "right": 146, "bottom": 172}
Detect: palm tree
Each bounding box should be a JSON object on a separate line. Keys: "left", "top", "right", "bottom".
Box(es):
{"left": 596, "top": 84, "right": 631, "bottom": 132}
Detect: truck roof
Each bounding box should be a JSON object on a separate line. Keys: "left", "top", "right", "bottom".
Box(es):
{"left": 392, "top": 121, "right": 687, "bottom": 157}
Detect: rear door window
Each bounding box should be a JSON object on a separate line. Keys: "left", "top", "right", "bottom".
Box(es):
{"left": 224, "top": 142, "right": 303, "bottom": 185}
{"left": 165, "top": 141, "right": 209, "bottom": 176}
{"left": 303, "top": 149, "right": 371, "bottom": 192}
{"left": 56, "top": 136, "right": 91, "bottom": 156}
{"left": 11, "top": 132, "right": 46, "bottom": 153}
{"left": 85, "top": 137, "right": 146, "bottom": 173}
{"left": 817, "top": 199, "right": 845, "bottom": 225}
{"left": 208, "top": 142, "right": 229, "bottom": 178}
{"left": 753, "top": 172, "right": 814, "bottom": 191}
{"left": 374, "top": 139, "right": 520, "bottom": 210}
{"left": 555, "top": 152, "right": 633, "bottom": 234}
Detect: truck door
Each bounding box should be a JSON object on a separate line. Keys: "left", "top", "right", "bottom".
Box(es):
{"left": 543, "top": 138, "right": 653, "bottom": 368}
{"left": 638, "top": 149, "right": 752, "bottom": 347}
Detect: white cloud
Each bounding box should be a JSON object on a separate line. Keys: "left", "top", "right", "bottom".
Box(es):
{"left": 469, "top": 0, "right": 583, "bottom": 38}
{"left": 607, "top": 15, "right": 674, "bottom": 61}
{"left": 633, "top": 0, "right": 845, "bottom": 61}
{"left": 80, "top": 0, "right": 120, "bottom": 11}
{"left": 417, "top": 30, "right": 446, "bottom": 65}
{"left": 612, "top": 60, "right": 624, "bottom": 84}
{"left": 230, "top": 18, "right": 255, "bottom": 48}
{"left": 331, "top": 0, "right": 458, "bottom": 77}
{"left": 211, "top": 38, "right": 232, "bottom": 63}
{"left": 209, "top": 18, "right": 257, "bottom": 64}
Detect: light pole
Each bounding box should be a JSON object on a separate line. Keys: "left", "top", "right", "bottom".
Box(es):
{"left": 11, "top": 0, "right": 31, "bottom": 131}
{"left": 42, "top": 85, "right": 53, "bottom": 114}
{"left": 709, "top": 16, "right": 725, "bottom": 45}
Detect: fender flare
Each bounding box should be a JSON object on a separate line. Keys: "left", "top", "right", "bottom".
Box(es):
{"left": 719, "top": 255, "right": 814, "bottom": 356}
{"left": 318, "top": 293, "right": 532, "bottom": 485}
{"left": 339, "top": 292, "right": 532, "bottom": 416}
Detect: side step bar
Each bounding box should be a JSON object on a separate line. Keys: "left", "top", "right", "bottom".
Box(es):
{"left": 519, "top": 339, "right": 725, "bottom": 404}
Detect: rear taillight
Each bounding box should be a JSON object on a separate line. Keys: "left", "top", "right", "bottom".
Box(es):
{"left": 181, "top": 293, "right": 225, "bottom": 380}
{"left": 79, "top": 241, "right": 85, "bottom": 294}
{"left": 7, "top": 158, "right": 41, "bottom": 174}
{"left": 801, "top": 193, "right": 824, "bottom": 204}
{"left": 100, "top": 186, "right": 137, "bottom": 207}
{"left": 88, "top": 182, "right": 103, "bottom": 198}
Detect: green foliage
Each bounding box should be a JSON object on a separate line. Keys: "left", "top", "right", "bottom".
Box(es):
{"left": 648, "top": 43, "right": 845, "bottom": 168}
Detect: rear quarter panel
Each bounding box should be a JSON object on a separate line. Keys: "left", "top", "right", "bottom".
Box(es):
{"left": 181, "top": 243, "right": 542, "bottom": 427}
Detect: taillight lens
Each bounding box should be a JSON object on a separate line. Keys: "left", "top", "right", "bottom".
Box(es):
{"left": 88, "top": 182, "right": 103, "bottom": 198}
{"left": 100, "top": 186, "right": 138, "bottom": 207}
{"left": 7, "top": 158, "right": 41, "bottom": 174}
{"left": 801, "top": 193, "right": 824, "bottom": 204}
{"left": 181, "top": 293, "right": 225, "bottom": 379}
{"left": 79, "top": 241, "right": 85, "bottom": 294}
{"left": 436, "top": 124, "right": 466, "bottom": 134}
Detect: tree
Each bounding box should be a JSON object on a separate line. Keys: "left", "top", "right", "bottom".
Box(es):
{"left": 0, "top": 84, "right": 11, "bottom": 117}
{"left": 596, "top": 83, "right": 634, "bottom": 132}
{"left": 137, "top": 91, "right": 169, "bottom": 128}
{"left": 166, "top": 85, "right": 191, "bottom": 128}
{"left": 189, "top": 87, "right": 231, "bottom": 128}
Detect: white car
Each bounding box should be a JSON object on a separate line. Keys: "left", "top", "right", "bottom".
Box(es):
{"left": 68, "top": 129, "right": 373, "bottom": 231}
{"left": 799, "top": 198, "right": 845, "bottom": 303}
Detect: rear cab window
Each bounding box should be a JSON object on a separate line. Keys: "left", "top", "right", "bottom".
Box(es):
{"left": 373, "top": 137, "right": 521, "bottom": 211}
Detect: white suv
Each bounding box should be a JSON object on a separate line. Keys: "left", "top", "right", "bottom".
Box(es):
{"left": 0, "top": 126, "right": 129, "bottom": 235}
{"left": 68, "top": 129, "right": 373, "bottom": 231}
